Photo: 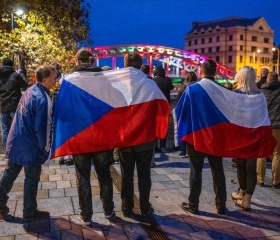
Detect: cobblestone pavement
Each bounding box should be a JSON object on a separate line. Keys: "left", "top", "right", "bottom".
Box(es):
{"left": 0, "top": 152, "right": 279, "bottom": 240}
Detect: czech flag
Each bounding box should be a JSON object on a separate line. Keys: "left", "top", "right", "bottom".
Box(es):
{"left": 175, "top": 78, "right": 276, "bottom": 158}
{"left": 51, "top": 67, "right": 170, "bottom": 158}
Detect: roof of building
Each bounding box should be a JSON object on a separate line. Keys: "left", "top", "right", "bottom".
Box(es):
{"left": 188, "top": 16, "right": 261, "bottom": 34}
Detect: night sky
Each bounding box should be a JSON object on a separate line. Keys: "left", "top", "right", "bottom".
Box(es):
{"left": 87, "top": 0, "right": 280, "bottom": 49}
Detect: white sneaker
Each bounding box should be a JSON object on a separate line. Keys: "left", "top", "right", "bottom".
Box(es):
{"left": 78, "top": 215, "right": 91, "bottom": 225}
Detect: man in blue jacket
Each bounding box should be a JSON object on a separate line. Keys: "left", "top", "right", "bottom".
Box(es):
{"left": 0, "top": 65, "right": 56, "bottom": 220}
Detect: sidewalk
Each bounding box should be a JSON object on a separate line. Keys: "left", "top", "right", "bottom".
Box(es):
{"left": 0, "top": 151, "right": 280, "bottom": 240}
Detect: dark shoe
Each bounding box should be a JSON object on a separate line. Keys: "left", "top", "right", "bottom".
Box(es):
{"left": 257, "top": 182, "right": 265, "bottom": 187}
{"left": 217, "top": 206, "right": 227, "bottom": 214}
{"left": 181, "top": 202, "right": 198, "bottom": 215}
{"left": 272, "top": 183, "right": 280, "bottom": 189}
{"left": 23, "top": 209, "right": 50, "bottom": 221}
{"left": 65, "top": 159, "right": 74, "bottom": 166}
{"left": 0, "top": 205, "right": 9, "bottom": 213}
{"left": 58, "top": 159, "right": 65, "bottom": 165}
{"left": 123, "top": 210, "right": 133, "bottom": 217}
{"left": 141, "top": 207, "right": 154, "bottom": 216}
{"left": 179, "top": 153, "right": 187, "bottom": 158}
{"left": 150, "top": 162, "right": 156, "bottom": 168}
{"left": 104, "top": 210, "right": 115, "bottom": 219}
{"left": 78, "top": 215, "right": 92, "bottom": 225}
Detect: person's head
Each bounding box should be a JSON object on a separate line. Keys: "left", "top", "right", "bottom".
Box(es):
{"left": 2, "top": 58, "right": 13, "bottom": 67}
{"left": 140, "top": 64, "right": 150, "bottom": 75}
{"left": 267, "top": 71, "right": 279, "bottom": 82}
{"left": 201, "top": 60, "right": 217, "bottom": 77}
{"left": 153, "top": 66, "right": 166, "bottom": 77}
{"left": 186, "top": 71, "right": 197, "bottom": 82}
{"left": 260, "top": 68, "right": 269, "bottom": 78}
{"left": 75, "top": 48, "right": 94, "bottom": 65}
{"left": 124, "top": 53, "right": 142, "bottom": 69}
{"left": 35, "top": 65, "right": 57, "bottom": 90}
{"left": 235, "top": 66, "right": 259, "bottom": 94}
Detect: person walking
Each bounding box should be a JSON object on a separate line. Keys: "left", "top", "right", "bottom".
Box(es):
{"left": 257, "top": 72, "right": 280, "bottom": 189}
{"left": 0, "top": 65, "right": 56, "bottom": 220}
{"left": 176, "top": 60, "right": 227, "bottom": 215}
{"left": 231, "top": 66, "right": 263, "bottom": 211}
{"left": 67, "top": 48, "right": 115, "bottom": 225}
{"left": 0, "top": 58, "right": 28, "bottom": 150}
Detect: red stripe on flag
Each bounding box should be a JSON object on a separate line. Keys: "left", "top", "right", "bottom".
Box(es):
{"left": 182, "top": 122, "right": 276, "bottom": 158}
{"left": 53, "top": 99, "right": 169, "bottom": 157}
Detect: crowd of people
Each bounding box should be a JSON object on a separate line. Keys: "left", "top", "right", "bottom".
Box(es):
{"left": 0, "top": 49, "right": 279, "bottom": 226}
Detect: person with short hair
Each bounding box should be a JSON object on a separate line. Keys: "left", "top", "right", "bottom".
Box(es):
{"left": 0, "top": 65, "right": 56, "bottom": 221}
{"left": 256, "top": 68, "right": 269, "bottom": 88}
{"left": 70, "top": 48, "right": 115, "bottom": 225}
{"left": 0, "top": 58, "right": 28, "bottom": 150}
{"left": 178, "top": 60, "right": 227, "bottom": 215}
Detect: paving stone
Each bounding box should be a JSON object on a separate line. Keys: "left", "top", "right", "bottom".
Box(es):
{"left": 0, "top": 219, "right": 28, "bottom": 237}
{"left": 102, "top": 224, "right": 129, "bottom": 240}
{"left": 40, "top": 174, "right": 49, "bottom": 182}
{"left": 15, "top": 233, "right": 38, "bottom": 239}
{"left": 82, "top": 226, "right": 106, "bottom": 240}
{"left": 122, "top": 223, "right": 149, "bottom": 240}
{"left": 55, "top": 168, "right": 69, "bottom": 174}
{"left": 11, "top": 182, "right": 24, "bottom": 192}
{"left": 151, "top": 182, "right": 167, "bottom": 190}
{"left": 56, "top": 180, "right": 71, "bottom": 189}
{"left": 234, "top": 225, "right": 279, "bottom": 239}
{"left": 157, "top": 217, "right": 194, "bottom": 235}
{"left": 28, "top": 217, "right": 50, "bottom": 233}
{"left": 49, "top": 188, "right": 65, "bottom": 198}
{"left": 62, "top": 173, "right": 76, "bottom": 181}
{"left": 65, "top": 187, "right": 78, "bottom": 197}
{"left": 37, "top": 189, "right": 49, "bottom": 199}
{"left": 189, "top": 231, "right": 214, "bottom": 240}
{"left": 49, "top": 174, "right": 63, "bottom": 181}
{"left": 42, "top": 181, "right": 57, "bottom": 190}
{"left": 50, "top": 216, "right": 71, "bottom": 231}
{"left": 167, "top": 174, "right": 183, "bottom": 181}
{"left": 38, "top": 231, "right": 61, "bottom": 239}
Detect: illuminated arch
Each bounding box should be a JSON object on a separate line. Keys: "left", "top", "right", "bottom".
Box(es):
{"left": 90, "top": 44, "right": 235, "bottom": 79}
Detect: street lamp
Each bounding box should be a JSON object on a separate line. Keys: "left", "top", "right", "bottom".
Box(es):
{"left": 11, "top": 9, "right": 24, "bottom": 30}
{"left": 253, "top": 49, "right": 261, "bottom": 65}
{"left": 272, "top": 47, "right": 280, "bottom": 74}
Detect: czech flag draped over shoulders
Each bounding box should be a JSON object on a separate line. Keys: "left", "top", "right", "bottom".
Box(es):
{"left": 175, "top": 78, "right": 276, "bottom": 158}
{"left": 51, "top": 67, "right": 170, "bottom": 158}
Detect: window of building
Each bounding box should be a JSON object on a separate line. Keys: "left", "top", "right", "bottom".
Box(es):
{"left": 188, "top": 41, "right": 192, "bottom": 46}
{"left": 194, "top": 49, "right": 198, "bottom": 53}
{"left": 264, "top": 38, "right": 269, "bottom": 43}
{"left": 216, "top": 56, "right": 220, "bottom": 62}
{"left": 250, "top": 56, "right": 253, "bottom": 63}
{"left": 239, "top": 55, "right": 243, "bottom": 63}
{"left": 201, "top": 38, "right": 205, "bottom": 44}
{"left": 251, "top": 46, "right": 257, "bottom": 52}
{"left": 240, "top": 34, "right": 244, "bottom": 40}
{"left": 216, "top": 36, "right": 220, "bottom": 42}
{"left": 259, "top": 26, "right": 264, "bottom": 30}
{"left": 201, "top": 48, "right": 205, "bottom": 53}
{"left": 208, "top": 47, "right": 212, "bottom": 53}
{"left": 240, "top": 45, "right": 243, "bottom": 51}
{"left": 209, "top": 37, "right": 212, "bottom": 43}
{"left": 263, "top": 48, "right": 269, "bottom": 53}
{"left": 252, "top": 36, "right": 257, "bottom": 42}
{"left": 216, "top": 46, "right": 220, "bottom": 52}
{"left": 194, "top": 39, "right": 198, "bottom": 45}
{"left": 228, "top": 46, "right": 233, "bottom": 51}
{"left": 229, "top": 35, "right": 233, "bottom": 41}
{"left": 228, "top": 56, "right": 232, "bottom": 63}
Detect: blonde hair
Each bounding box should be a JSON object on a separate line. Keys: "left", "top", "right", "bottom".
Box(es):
{"left": 235, "top": 66, "right": 259, "bottom": 94}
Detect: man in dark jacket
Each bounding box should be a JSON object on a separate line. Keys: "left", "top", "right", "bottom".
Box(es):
{"left": 0, "top": 58, "right": 28, "bottom": 150}
{"left": 256, "top": 68, "right": 269, "bottom": 88}
{"left": 257, "top": 72, "right": 280, "bottom": 189}
{"left": 70, "top": 49, "right": 115, "bottom": 225}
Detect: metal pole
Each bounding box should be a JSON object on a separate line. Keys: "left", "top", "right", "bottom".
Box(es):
{"left": 11, "top": 12, "right": 13, "bottom": 30}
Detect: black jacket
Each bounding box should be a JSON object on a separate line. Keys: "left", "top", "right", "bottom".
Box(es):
{"left": 153, "top": 76, "right": 174, "bottom": 103}
{"left": 261, "top": 80, "right": 280, "bottom": 128}
{"left": 0, "top": 66, "right": 28, "bottom": 113}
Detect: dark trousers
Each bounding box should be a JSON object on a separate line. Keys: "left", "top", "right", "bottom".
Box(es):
{"left": 187, "top": 144, "right": 227, "bottom": 208}
{"left": 119, "top": 149, "right": 153, "bottom": 213}
{"left": 0, "top": 160, "right": 41, "bottom": 215}
{"left": 179, "top": 141, "right": 187, "bottom": 155}
{"left": 72, "top": 151, "right": 114, "bottom": 218}
{"left": 236, "top": 158, "right": 257, "bottom": 195}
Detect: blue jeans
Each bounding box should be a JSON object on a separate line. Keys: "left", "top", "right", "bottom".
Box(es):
{"left": 1, "top": 112, "right": 15, "bottom": 150}
{"left": 0, "top": 160, "right": 42, "bottom": 215}
{"left": 187, "top": 144, "right": 227, "bottom": 209}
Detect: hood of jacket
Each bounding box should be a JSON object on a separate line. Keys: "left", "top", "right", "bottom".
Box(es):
{"left": 261, "top": 80, "right": 280, "bottom": 91}
{"left": 0, "top": 66, "right": 14, "bottom": 77}
{"left": 74, "top": 64, "right": 102, "bottom": 72}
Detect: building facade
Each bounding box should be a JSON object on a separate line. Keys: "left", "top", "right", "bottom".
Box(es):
{"left": 185, "top": 17, "right": 274, "bottom": 77}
